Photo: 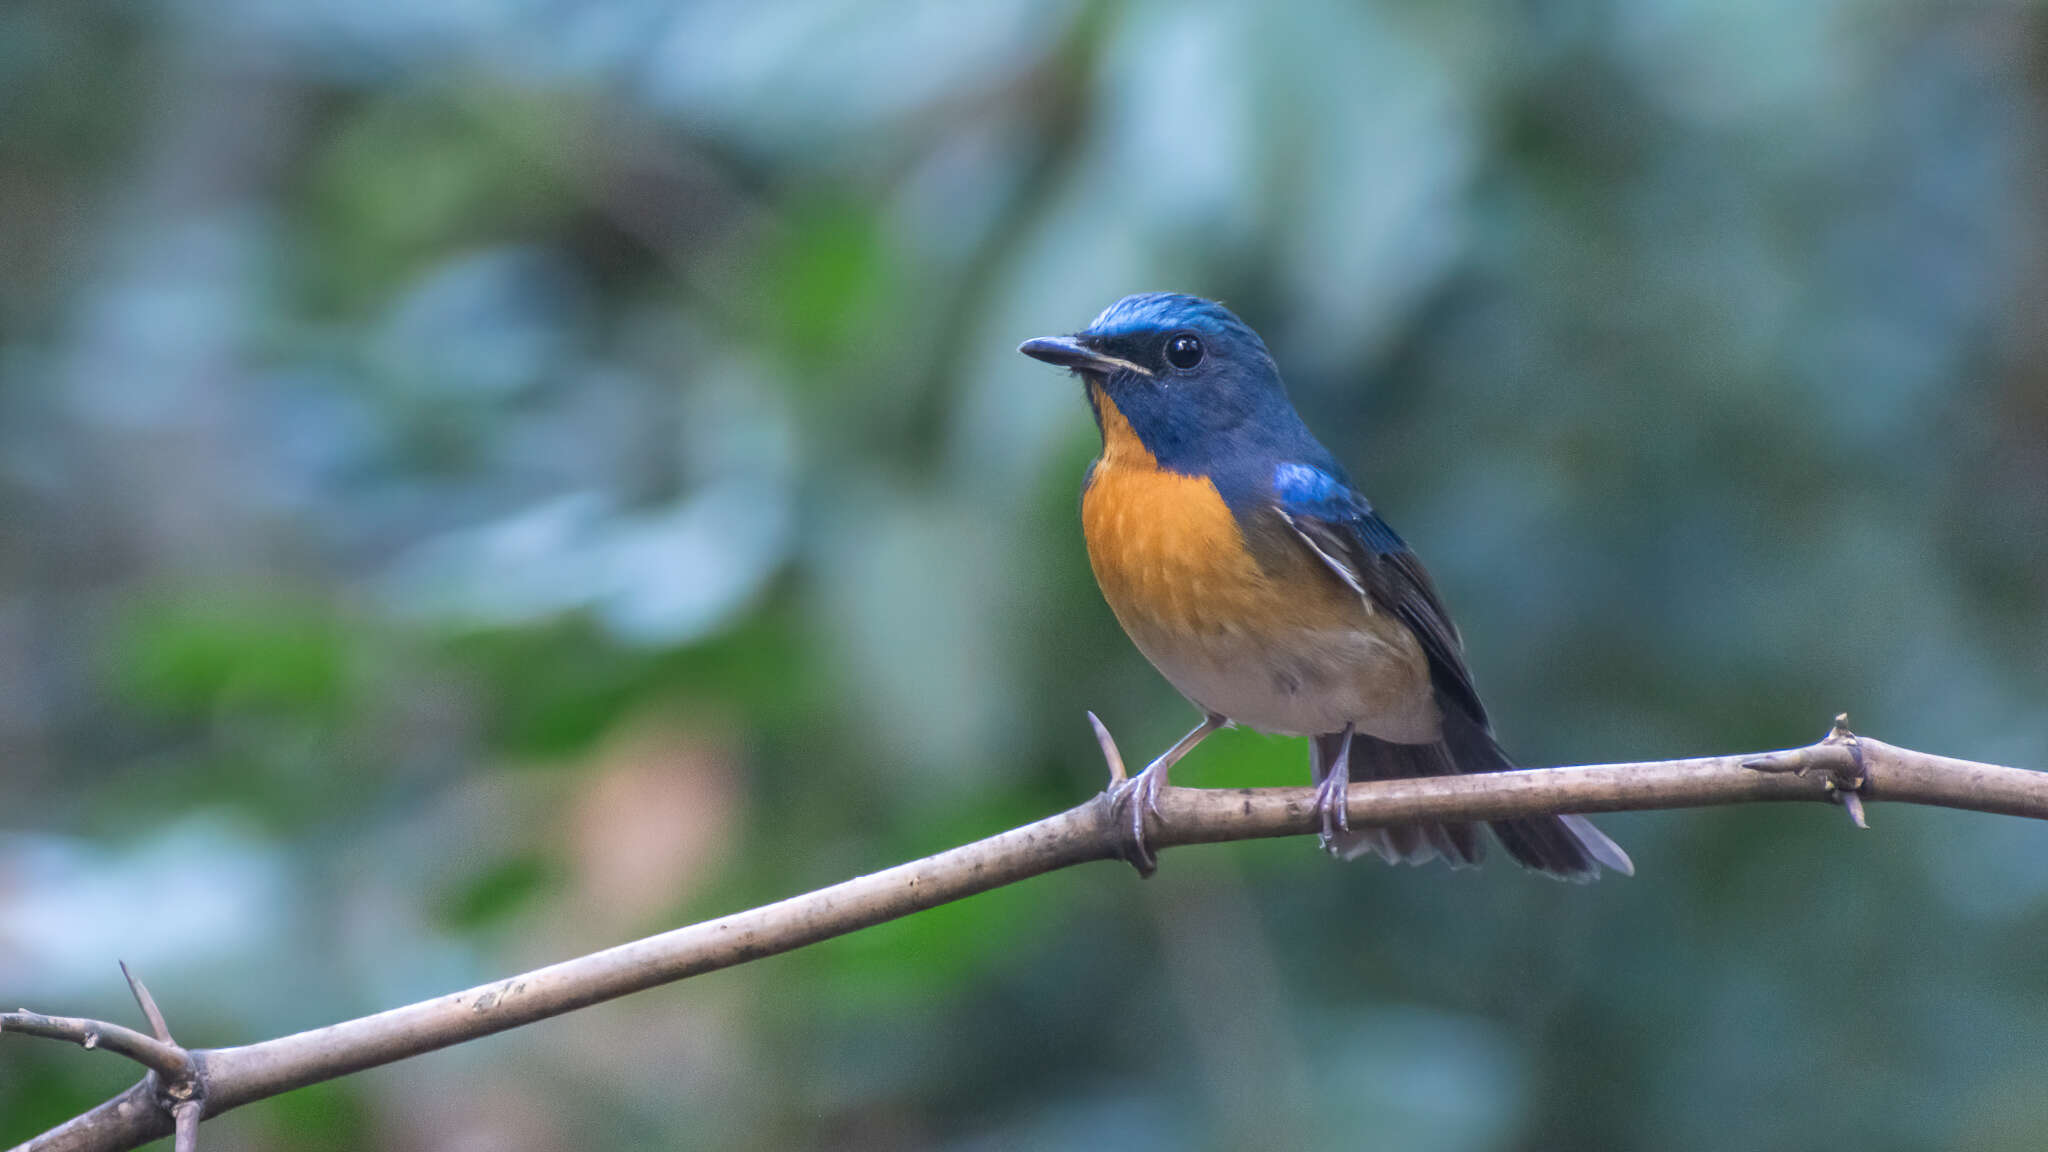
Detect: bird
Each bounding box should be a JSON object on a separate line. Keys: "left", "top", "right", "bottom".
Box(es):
{"left": 1019, "top": 293, "right": 1631, "bottom": 881}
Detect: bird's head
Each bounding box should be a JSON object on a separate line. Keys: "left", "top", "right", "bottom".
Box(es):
{"left": 1019, "top": 293, "right": 1290, "bottom": 470}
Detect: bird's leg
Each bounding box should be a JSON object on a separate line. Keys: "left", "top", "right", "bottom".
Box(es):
{"left": 1108, "top": 713, "right": 1226, "bottom": 874}
{"left": 1313, "top": 722, "right": 1355, "bottom": 852}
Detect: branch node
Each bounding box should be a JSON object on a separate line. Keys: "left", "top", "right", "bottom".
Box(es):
{"left": 0, "top": 970, "right": 209, "bottom": 1148}
{"left": 1740, "top": 714, "right": 1871, "bottom": 826}
{"left": 1819, "top": 713, "right": 1870, "bottom": 826}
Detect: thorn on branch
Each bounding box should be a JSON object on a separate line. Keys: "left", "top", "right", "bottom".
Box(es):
{"left": 122, "top": 960, "right": 174, "bottom": 1044}
{"left": 0, "top": 965, "right": 208, "bottom": 1150}
{"left": 115, "top": 963, "right": 207, "bottom": 1135}
{"left": 1742, "top": 712, "right": 1870, "bottom": 828}
{"left": 18, "top": 723, "right": 2048, "bottom": 1152}
{"left": 1087, "top": 711, "right": 1127, "bottom": 789}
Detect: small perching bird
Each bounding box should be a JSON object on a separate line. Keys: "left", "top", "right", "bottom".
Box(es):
{"left": 1021, "top": 293, "right": 1631, "bottom": 880}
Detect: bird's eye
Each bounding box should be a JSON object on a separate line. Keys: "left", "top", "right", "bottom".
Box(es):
{"left": 1165, "top": 333, "right": 1204, "bottom": 370}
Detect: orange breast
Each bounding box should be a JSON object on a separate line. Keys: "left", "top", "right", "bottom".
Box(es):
{"left": 1077, "top": 386, "right": 1436, "bottom": 737}
{"left": 1079, "top": 386, "right": 1357, "bottom": 638}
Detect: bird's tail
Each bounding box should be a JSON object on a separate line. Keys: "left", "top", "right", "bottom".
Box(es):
{"left": 1313, "top": 713, "right": 1633, "bottom": 882}
{"left": 1311, "top": 732, "right": 1483, "bottom": 869}
{"left": 1440, "top": 706, "right": 1632, "bottom": 881}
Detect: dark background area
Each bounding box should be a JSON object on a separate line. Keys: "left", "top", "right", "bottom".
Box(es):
{"left": 4, "top": 2, "right": 2047, "bottom": 1149}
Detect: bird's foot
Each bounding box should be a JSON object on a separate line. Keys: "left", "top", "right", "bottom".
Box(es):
{"left": 1313, "top": 771, "right": 1351, "bottom": 852}
{"left": 1088, "top": 712, "right": 1163, "bottom": 874}
{"left": 1313, "top": 722, "right": 1356, "bottom": 853}
{"left": 1085, "top": 712, "right": 1223, "bottom": 877}
{"left": 1111, "top": 760, "right": 1176, "bottom": 872}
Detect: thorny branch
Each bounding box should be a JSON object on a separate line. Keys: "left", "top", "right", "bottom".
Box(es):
{"left": 4, "top": 965, "right": 204, "bottom": 1152}
{"left": 10, "top": 716, "right": 2048, "bottom": 1152}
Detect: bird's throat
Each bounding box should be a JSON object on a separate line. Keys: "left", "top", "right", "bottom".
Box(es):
{"left": 1088, "top": 382, "right": 1158, "bottom": 471}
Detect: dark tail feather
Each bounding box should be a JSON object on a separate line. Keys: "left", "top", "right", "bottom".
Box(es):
{"left": 1438, "top": 707, "right": 1633, "bottom": 882}
{"left": 1310, "top": 732, "right": 1484, "bottom": 869}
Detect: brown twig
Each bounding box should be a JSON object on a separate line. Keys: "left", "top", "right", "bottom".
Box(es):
{"left": 170, "top": 1103, "right": 200, "bottom": 1152}
{"left": 11, "top": 718, "right": 2048, "bottom": 1152}
{"left": 0, "top": 1012, "right": 188, "bottom": 1084}
{"left": 3, "top": 967, "right": 206, "bottom": 1152}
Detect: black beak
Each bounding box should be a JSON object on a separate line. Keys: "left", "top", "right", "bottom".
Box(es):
{"left": 1018, "top": 335, "right": 1121, "bottom": 374}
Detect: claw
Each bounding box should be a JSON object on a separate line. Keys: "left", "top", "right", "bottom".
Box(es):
{"left": 1313, "top": 722, "right": 1355, "bottom": 852}
{"left": 1108, "top": 759, "right": 1175, "bottom": 875}
{"left": 1314, "top": 775, "right": 1347, "bottom": 850}
{"left": 1089, "top": 713, "right": 1158, "bottom": 874}
{"left": 1108, "top": 772, "right": 1159, "bottom": 875}
{"left": 1091, "top": 713, "right": 1225, "bottom": 877}
{"left": 1137, "top": 761, "right": 1169, "bottom": 820}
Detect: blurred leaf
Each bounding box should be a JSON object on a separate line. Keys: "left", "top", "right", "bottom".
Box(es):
{"left": 439, "top": 854, "right": 554, "bottom": 932}
{"left": 114, "top": 595, "right": 352, "bottom": 717}
{"left": 300, "top": 82, "right": 591, "bottom": 315}
{"left": 254, "top": 1079, "right": 373, "bottom": 1152}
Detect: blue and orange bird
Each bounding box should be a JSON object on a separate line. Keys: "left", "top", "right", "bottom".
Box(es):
{"left": 1020, "top": 293, "right": 1632, "bottom": 880}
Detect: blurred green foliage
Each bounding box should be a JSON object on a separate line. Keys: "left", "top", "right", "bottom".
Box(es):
{"left": 4, "top": 1, "right": 2048, "bottom": 1150}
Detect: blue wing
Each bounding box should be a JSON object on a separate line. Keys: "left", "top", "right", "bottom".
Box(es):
{"left": 1270, "top": 462, "right": 1489, "bottom": 726}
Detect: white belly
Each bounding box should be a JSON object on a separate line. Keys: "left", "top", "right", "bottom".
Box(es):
{"left": 1124, "top": 616, "right": 1442, "bottom": 742}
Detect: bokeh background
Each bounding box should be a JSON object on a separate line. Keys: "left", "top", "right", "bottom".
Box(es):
{"left": 5, "top": 1, "right": 2048, "bottom": 1149}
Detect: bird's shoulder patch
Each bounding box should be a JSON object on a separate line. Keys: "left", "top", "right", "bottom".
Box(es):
{"left": 1272, "top": 462, "right": 1345, "bottom": 508}
{"left": 1270, "top": 462, "right": 1405, "bottom": 554}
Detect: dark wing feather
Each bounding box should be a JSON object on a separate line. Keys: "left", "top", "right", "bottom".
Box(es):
{"left": 1273, "top": 494, "right": 1490, "bottom": 727}
{"left": 1272, "top": 465, "right": 1632, "bottom": 879}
